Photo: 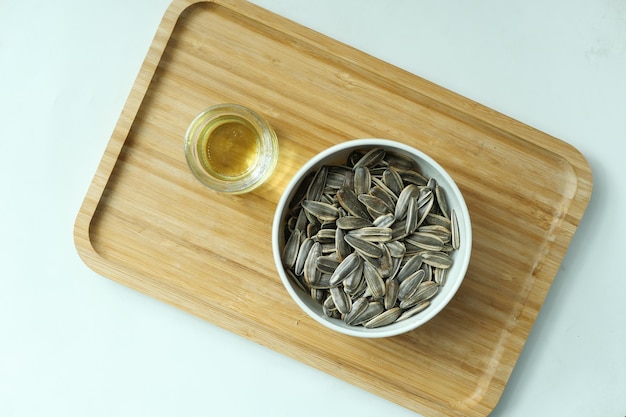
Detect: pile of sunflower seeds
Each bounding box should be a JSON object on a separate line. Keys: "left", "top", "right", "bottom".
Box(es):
{"left": 281, "top": 147, "right": 460, "bottom": 329}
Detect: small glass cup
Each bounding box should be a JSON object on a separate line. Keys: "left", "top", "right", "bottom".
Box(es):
{"left": 184, "top": 103, "right": 279, "bottom": 194}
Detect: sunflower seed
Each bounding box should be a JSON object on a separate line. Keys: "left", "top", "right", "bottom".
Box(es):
{"left": 370, "top": 186, "right": 397, "bottom": 208}
{"left": 307, "top": 166, "right": 328, "bottom": 202}
{"left": 358, "top": 194, "right": 392, "bottom": 216}
{"left": 343, "top": 297, "right": 369, "bottom": 325}
{"left": 397, "top": 169, "right": 428, "bottom": 186}
{"left": 451, "top": 209, "right": 460, "bottom": 250}
{"left": 335, "top": 228, "right": 351, "bottom": 261}
{"left": 435, "top": 184, "right": 450, "bottom": 218}
{"left": 417, "top": 189, "right": 433, "bottom": 208}
{"left": 336, "top": 216, "right": 373, "bottom": 230}
{"left": 384, "top": 151, "right": 416, "bottom": 170}
{"left": 309, "top": 273, "right": 333, "bottom": 289}
{"left": 426, "top": 177, "right": 437, "bottom": 192}
{"left": 372, "top": 213, "right": 395, "bottom": 228}
{"left": 294, "top": 208, "right": 308, "bottom": 234}
{"left": 399, "top": 281, "right": 439, "bottom": 309}
{"left": 324, "top": 173, "right": 344, "bottom": 191}
{"left": 364, "top": 307, "right": 402, "bottom": 328}
{"left": 418, "top": 224, "right": 452, "bottom": 242}
{"left": 323, "top": 296, "right": 336, "bottom": 317}
{"left": 330, "top": 286, "right": 352, "bottom": 315}
{"left": 396, "top": 301, "right": 431, "bottom": 322}
{"left": 415, "top": 193, "right": 434, "bottom": 230}
{"left": 405, "top": 232, "right": 445, "bottom": 252}
{"left": 328, "top": 252, "right": 360, "bottom": 286}
{"left": 316, "top": 255, "right": 340, "bottom": 274}
{"left": 421, "top": 251, "right": 453, "bottom": 269}
{"left": 311, "top": 287, "right": 326, "bottom": 304}
{"left": 282, "top": 229, "right": 302, "bottom": 269}
{"left": 315, "top": 228, "right": 337, "bottom": 243}
{"left": 303, "top": 241, "right": 322, "bottom": 285}
{"left": 352, "top": 148, "right": 385, "bottom": 169}
{"left": 301, "top": 200, "right": 339, "bottom": 222}
{"left": 385, "top": 240, "right": 406, "bottom": 258}
{"left": 425, "top": 213, "right": 450, "bottom": 228}
{"left": 344, "top": 234, "right": 383, "bottom": 258}
{"left": 390, "top": 219, "right": 408, "bottom": 241}
{"left": 294, "top": 237, "right": 314, "bottom": 276}
{"left": 434, "top": 268, "right": 447, "bottom": 285}
{"left": 382, "top": 168, "right": 404, "bottom": 196}
{"left": 363, "top": 262, "right": 386, "bottom": 299}
{"left": 370, "top": 177, "right": 398, "bottom": 201}
{"left": 351, "top": 301, "right": 384, "bottom": 326}
{"left": 384, "top": 278, "right": 399, "bottom": 309}
{"left": 396, "top": 254, "right": 423, "bottom": 282}
{"left": 421, "top": 262, "right": 433, "bottom": 281}
{"left": 337, "top": 187, "right": 370, "bottom": 219}
{"left": 343, "top": 260, "right": 364, "bottom": 294}
{"left": 405, "top": 197, "right": 418, "bottom": 235}
{"left": 354, "top": 166, "right": 371, "bottom": 195}
{"left": 320, "top": 243, "right": 336, "bottom": 254}
{"left": 379, "top": 244, "right": 393, "bottom": 277}
{"left": 397, "top": 270, "right": 426, "bottom": 300}
{"left": 395, "top": 184, "right": 419, "bottom": 220}
{"left": 347, "top": 227, "right": 392, "bottom": 242}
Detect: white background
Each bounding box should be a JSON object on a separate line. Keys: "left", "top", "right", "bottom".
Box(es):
{"left": 1, "top": 0, "right": 625, "bottom": 416}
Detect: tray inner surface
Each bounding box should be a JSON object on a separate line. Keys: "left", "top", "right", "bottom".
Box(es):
{"left": 76, "top": 2, "right": 592, "bottom": 416}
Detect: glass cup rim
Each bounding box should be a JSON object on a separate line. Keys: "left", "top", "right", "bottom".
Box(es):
{"left": 184, "top": 103, "right": 279, "bottom": 194}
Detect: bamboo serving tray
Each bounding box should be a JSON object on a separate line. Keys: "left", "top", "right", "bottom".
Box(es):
{"left": 74, "top": 1, "right": 593, "bottom": 416}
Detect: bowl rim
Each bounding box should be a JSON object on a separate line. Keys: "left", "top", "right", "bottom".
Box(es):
{"left": 272, "top": 138, "right": 472, "bottom": 338}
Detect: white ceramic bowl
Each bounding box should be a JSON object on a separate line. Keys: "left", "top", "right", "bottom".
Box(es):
{"left": 272, "top": 139, "right": 472, "bottom": 338}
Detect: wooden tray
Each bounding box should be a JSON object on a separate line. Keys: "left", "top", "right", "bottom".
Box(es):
{"left": 74, "top": 1, "right": 593, "bottom": 415}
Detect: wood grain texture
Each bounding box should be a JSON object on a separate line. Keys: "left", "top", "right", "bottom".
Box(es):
{"left": 73, "top": 1, "right": 593, "bottom": 416}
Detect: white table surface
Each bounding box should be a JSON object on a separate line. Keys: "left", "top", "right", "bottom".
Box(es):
{"left": 1, "top": 1, "right": 625, "bottom": 416}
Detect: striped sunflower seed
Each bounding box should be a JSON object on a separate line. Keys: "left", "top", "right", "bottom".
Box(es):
{"left": 352, "top": 148, "right": 385, "bottom": 169}
{"left": 363, "top": 262, "right": 386, "bottom": 299}
{"left": 343, "top": 297, "right": 369, "bottom": 325}
{"left": 384, "top": 278, "right": 399, "bottom": 309}
{"left": 330, "top": 286, "right": 352, "bottom": 315}
{"left": 358, "top": 194, "right": 393, "bottom": 216}
{"left": 397, "top": 270, "right": 426, "bottom": 301}
{"left": 337, "top": 187, "right": 370, "bottom": 219}
{"left": 399, "top": 281, "right": 439, "bottom": 309}
{"left": 347, "top": 227, "right": 392, "bottom": 242}
{"left": 451, "top": 209, "right": 460, "bottom": 250}
{"left": 344, "top": 234, "right": 384, "bottom": 258}
{"left": 303, "top": 241, "right": 322, "bottom": 285}
{"left": 301, "top": 200, "right": 339, "bottom": 222}
{"left": 421, "top": 251, "right": 453, "bottom": 269}
{"left": 396, "top": 301, "right": 431, "bottom": 322}
{"left": 435, "top": 184, "right": 450, "bottom": 219}
{"left": 382, "top": 168, "right": 404, "bottom": 196}
{"left": 294, "top": 237, "right": 314, "bottom": 276}
{"left": 351, "top": 301, "right": 384, "bottom": 326}
{"left": 329, "top": 252, "right": 361, "bottom": 286}
{"left": 307, "top": 166, "right": 328, "bottom": 202}
{"left": 405, "top": 232, "right": 445, "bottom": 252}
{"left": 316, "top": 255, "right": 340, "bottom": 274}
{"left": 335, "top": 216, "right": 373, "bottom": 231}
{"left": 395, "top": 184, "right": 420, "bottom": 220}
{"left": 364, "top": 307, "right": 402, "bottom": 328}
{"left": 353, "top": 166, "right": 371, "bottom": 195}
{"left": 282, "top": 229, "right": 302, "bottom": 270}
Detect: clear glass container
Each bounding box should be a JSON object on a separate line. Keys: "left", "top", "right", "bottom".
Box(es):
{"left": 184, "top": 103, "right": 279, "bottom": 194}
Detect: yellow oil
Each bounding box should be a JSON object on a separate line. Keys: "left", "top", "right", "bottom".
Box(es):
{"left": 197, "top": 117, "right": 260, "bottom": 179}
